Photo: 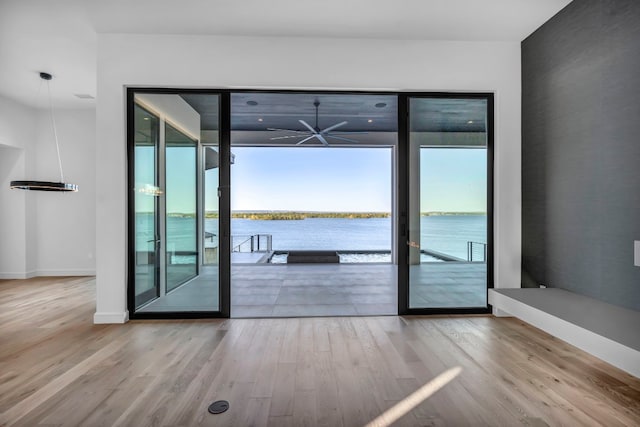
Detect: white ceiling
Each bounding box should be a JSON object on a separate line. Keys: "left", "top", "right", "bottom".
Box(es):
{"left": 0, "top": 0, "right": 572, "bottom": 109}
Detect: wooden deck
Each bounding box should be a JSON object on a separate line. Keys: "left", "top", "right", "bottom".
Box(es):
{"left": 1, "top": 276, "right": 639, "bottom": 426}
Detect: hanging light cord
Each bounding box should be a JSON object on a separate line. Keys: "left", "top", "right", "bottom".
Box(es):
{"left": 46, "top": 79, "right": 65, "bottom": 183}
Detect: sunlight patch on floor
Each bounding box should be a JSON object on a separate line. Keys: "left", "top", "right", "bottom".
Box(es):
{"left": 365, "top": 366, "right": 463, "bottom": 427}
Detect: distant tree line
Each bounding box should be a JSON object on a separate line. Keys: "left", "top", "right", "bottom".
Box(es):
{"left": 159, "top": 211, "right": 485, "bottom": 219}
{"left": 203, "top": 211, "right": 391, "bottom": 220}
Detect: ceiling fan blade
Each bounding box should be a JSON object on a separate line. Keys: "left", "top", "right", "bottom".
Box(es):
{"left": 326, "top": 131, "right": 369, "bottom": 135}
{"left": 267, "top": 128, "right": 308, "bottom": 134}
{"left": 269, "top": 134, "right": 311, "bottom": 140}
{"left": 295, "top": 135, "right": 316, "bottom": 145}
{"left": 316, "top": 134, "right": 330, "bottom": 146}
{"left": 327, "top": 135, "right": 359, "bottom": 143}
{"left": 298, "top": 120, "right": 317, "bottom": 134}
{"left": 320, "top": 121, "right": 348, "bottom": 134}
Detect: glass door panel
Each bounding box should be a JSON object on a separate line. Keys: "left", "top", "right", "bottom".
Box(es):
{"left": 133, "top": 105, "right": 160, "bottom": 308}
{"left": 165, "top": 123, "right": 198, "bottom": 292}
{"left": 202, "top": 142, "right": 221, "bottom": 312}
{"left": 204, "top": 146, "right": 219, "bottom": 266}
{"left": 407, "top": 96, "right": 490, "bottom": 310}
{"left": 130, "top": 92, "right": 224, "bottom": 315}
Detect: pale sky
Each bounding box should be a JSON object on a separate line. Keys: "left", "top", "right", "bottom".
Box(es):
{"left": 228, "top": 147, "right": 392, "bottom": 212}
{"left": 420, "top": 148, "right": 487, "bottom": 212}
{"left": 140, "top": 146, "right": 487, "bottom": 213}
{"left": 215, "top": 146, "right": 485, "bottom": 213}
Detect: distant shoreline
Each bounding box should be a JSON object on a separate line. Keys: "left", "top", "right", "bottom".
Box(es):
{"left": 214, "top": 212, "right": 390, "bottom": 220}
{"left": 155, "top": 211, "right": 487, "bottom": 220}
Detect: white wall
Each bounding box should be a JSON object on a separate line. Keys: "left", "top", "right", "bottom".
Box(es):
{"left": 34, "top": 109, "right": 96, "bottom": 276}
{"left": 0, "top": 146, "right": 27, "bottom": 277}
{"left": 0, "top": 95, "right": 36, "bottom": 278}
{"left": 95, "top": 34, "right": 522, "bottom": 323}
{"left": 0, "top": 94, "right": 96, "bottom": 279}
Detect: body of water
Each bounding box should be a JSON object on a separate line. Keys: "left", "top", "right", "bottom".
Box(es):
{"left": 137, "top": 215, "right": 487, "bottom": 261}
{"left": 227, "top": 215, "right": 485, "bottom": 260}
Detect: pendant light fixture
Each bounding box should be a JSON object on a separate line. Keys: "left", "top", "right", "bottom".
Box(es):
{"left": 10, "top": 72, "right": 78, "bottom": 192}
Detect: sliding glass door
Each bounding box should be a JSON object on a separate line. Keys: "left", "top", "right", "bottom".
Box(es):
{"left": 129, "top": 89, "right": 490, "bottom": 318}
{"left": 165, "top": 123, "right": 198, "bottom": 292}
{"left": 128, "top": 91, "right": 228, "bottom": 317}
{"left": 133, "top": 105, "right": 160, "bottom": 308}
{"left": 400, "top": 94, "right": 493, "bottom": 313}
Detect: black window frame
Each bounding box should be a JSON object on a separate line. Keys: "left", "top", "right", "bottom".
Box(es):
{"left": 126, "top": 88, "right": 494, "bottom": 319}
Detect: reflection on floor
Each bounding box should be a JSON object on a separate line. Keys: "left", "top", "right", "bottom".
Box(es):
{"left": 139, "top": 262, "right": 487, "bottom": 317}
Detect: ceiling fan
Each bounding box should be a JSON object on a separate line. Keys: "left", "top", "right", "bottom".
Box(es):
{"left": 268, "top": 99, "right": 366, "bottom": 146}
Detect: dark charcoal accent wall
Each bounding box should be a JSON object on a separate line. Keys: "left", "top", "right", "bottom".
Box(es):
{"left": 522, "top": 0, "right": 640, "bottom": 310}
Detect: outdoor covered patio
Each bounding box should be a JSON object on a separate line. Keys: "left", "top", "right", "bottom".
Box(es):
{"left": 139, "top": 262, "right": 487, "bottom": 317}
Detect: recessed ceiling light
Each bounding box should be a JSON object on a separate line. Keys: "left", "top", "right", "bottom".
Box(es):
{"left": 258, "top": 118, "right": 263, "bottom": 122}
{"left": 375, "top": 102, "right": 387, "bottom": 108}
{"left": 246, "top": 100, "right": 258, "bottom": 106}
{"left": 367, "top": 119, "right": 373, "bottom": 123}
{"left": 467, "top": 120, "right": 474, "bottom": 124}
{"left": 143, "top": 117, "right": 149, "bottom": 121}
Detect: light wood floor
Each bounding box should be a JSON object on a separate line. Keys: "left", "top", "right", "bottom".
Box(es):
{"left": 1, "top": 277, "right": 639, "bottom": 426}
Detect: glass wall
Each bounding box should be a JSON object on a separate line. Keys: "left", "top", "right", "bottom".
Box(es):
{"left": 203, "top": 146, "right": 219, "bottom": 266}
{"left": 130, "top": 92, "right": 222, "bottom": 315}
{"left": 133, "top": 105, "right": 159, "bottom": 309}
{"left": 407, "top": 96, "right": 490, "bottom": 309}
{"left": 129, "top": 89, "right": 491, "bottom": 318}
{"left": 165, "top": 123, "right": 198, "bottom": 292}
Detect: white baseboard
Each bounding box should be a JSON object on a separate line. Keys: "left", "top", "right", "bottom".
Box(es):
{"left": 0, "top": 270, "right": 95, "bottom": 279}
{"left": 492, "top": 307, "right": 512, "bottom": 317}
{"left": 0, "top": 271, "right": 37, "bottom": 279}
{"left": 36, "top": 269, "right": 96, "bottom": 277}
{"left": 94, "top": 311, "right": 129, "bottom": 324}
{"left": 489, "top": 289, "right": 640, "bottom": 378}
